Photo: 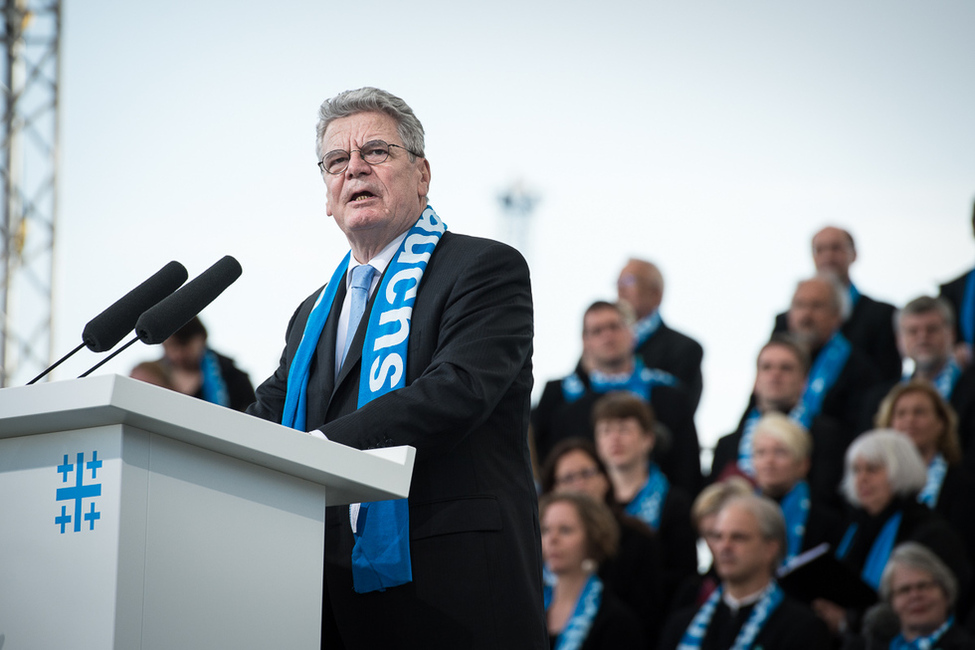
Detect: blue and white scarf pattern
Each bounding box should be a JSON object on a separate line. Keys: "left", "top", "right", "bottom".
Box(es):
{"left": 779, "top": 481, "right": 811, "bottom": 564}
{"left": 633, "top": 309, "right": 662, "bottom": 348}
{"left": 544, "top": 573, "right": 604, "bottom": 650}
{"left": 836, "top": 510, "right": 903, "bottom": 590}
{"left": 561, "top": 359, "right": 676, "bottom": 404}
{"left": 280, "top": 206, "right": 446, "bottom": 593}
{"left": 889, "top": 616, "right": 954, "bottom": 650}
{"left": 794, "top": 331, "right": 851, "bottom": 426}
{"left": 677, "top": 582, "right": 784, "bottom": 650}
{"left": 903, "top": 357, "right": 962, "bottom": 400}
{"left": 624, "top": 463, "right": 670, "bottom": 531}
{"left": 200, "top": 348, "right": 230, "bottom": 407}
{"left": 918, "top": 454, "right": 948, "bottom": 509}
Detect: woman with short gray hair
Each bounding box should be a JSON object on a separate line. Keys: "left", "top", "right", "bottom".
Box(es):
{"left": 878, "top": 543, "right": 974, "bottom": 649}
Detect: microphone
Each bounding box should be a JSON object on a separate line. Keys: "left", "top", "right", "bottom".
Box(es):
{"left": 76, "top": 256, "right": 242, "bottom": 379}
{"left": 26, "top": 261, "right": 188, "bottom": 385}
{"left": 82, "top": 261, "right": 189, "bottom": 352}
{"left": 135, "top": 255, "right": 243, "bottom": 345}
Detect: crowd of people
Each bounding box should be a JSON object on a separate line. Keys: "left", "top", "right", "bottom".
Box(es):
{"left": 531, "top": 216, "right": 975, "bottom": 649}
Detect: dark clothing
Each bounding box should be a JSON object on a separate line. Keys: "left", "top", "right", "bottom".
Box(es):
{"left": 634, "top": 319, "right": 705, "bottom": 413}
{"left": 839, "top": 497, "right": 972, "bottom": 602}
{"left": 775, "top": 292, "right": 901, "bottom": 383}
{"left": 194, "top": 350, "right": 255, "bottom": 412}
{"left": 940, "top": 270, "right": 971, "bottom": 344}
{"left": 247, "top": 232, "right": 546, "bottom": 649}
{"left": 621, "top": 485, "right": 699, "bottom": 604}
{"left": 599, "top": 514, "right": 666, "bottom": 646}
{"left": 532, "top": 363, "right": 703, "bottom": 495}
{"left": 547, "top": 589, "right": 645, "bottom": 650}
{"left": 659, "top": 591, "right": 831, "bottom": 650}
{"left": 710, "top": 407, "right": 853, "bottom": 511}
{"left": 843, "top": 621, "right": 975, "bottom": 650}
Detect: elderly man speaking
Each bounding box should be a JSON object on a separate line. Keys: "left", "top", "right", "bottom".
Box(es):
{"left": 247, "top": 88, "right": 546, "bottom": 649}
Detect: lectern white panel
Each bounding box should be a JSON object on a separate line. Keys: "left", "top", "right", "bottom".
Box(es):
{"left": 0, "top": 376, "right": 415, "bottom": 650}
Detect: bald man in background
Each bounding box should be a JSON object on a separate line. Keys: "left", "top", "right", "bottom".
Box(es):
{"left": 773, "top": 226, "right": 900, "bottom": 382}
{"left": 617, "top": 258, "right": 704, "bottom": 412}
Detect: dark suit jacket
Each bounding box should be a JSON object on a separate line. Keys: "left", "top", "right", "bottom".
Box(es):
{"left": 634, "top": 320, "right": 705, "bottom": 413}
{"left": 247, "top": 231, "right": 546, "bottom": 650}
{"left": 774, "top": 292, "right": 901, "bottom": 382}
{"left": 659, "top": 592, "right": 831, "bottom": 650}
{"left": 940, "top": 270, "right": 970, "bottom": 343}
{"left": 531, "top": 363, "right": 703, "bottom": 495}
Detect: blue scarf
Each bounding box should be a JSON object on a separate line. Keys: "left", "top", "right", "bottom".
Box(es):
{"left": 836, "top": 510, "right": 903, "bottom": 590}
{"left": 962, "top": 269, "right": 975, "bottom": 346}
{"left": 779, "top": 481, "right": 811, "bottom": 564}
{"left": 200, "top": 348, "right": 230, "bottom": 407}
{"left": 903, "top": 358, "right": 961, "bottom": 401}
{"left": 624, "top": 463, "right": 670, "bottom": 531}
{"left": 793, "top": 332, "right": 851, "bottom": 426}
{"left": 918, "top": 454, "right": 948, "bottom": 509}
{"left": 633, "top": 310, "right": 662, "bottom": 348}
{"left": 890, "top": 616, "right": 954, "bottom": 650}
{"left": 280, "top": 206, "right": 446, "bottom": 593}
{"left": 677, "top": 582, "right": 784, "bottom": 650}
{"left": 544, "top": 573, "right": 604, "bottom": 650}
{"left": 561, "top": 359, "right": 676, "bottom": 404}
{"left": 736, "top": 405, "right": 812, "bottom": 477}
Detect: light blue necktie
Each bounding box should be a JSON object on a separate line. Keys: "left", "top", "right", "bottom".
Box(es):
{"left": 341, "top": 264, "right": 376, "bottom": 370}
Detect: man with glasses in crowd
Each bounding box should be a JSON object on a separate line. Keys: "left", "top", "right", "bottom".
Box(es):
{"left": 247, "top": 87, "right": 546, "bottom": 650}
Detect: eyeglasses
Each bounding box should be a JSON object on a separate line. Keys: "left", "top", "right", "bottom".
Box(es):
{"left": 554, "top": 466, "right": 602, "bottom": 487}
{"left": 891, "top": 579, "right": 939, "bottom": 599}
{"left": 318, "top": 140, "right": 422, "bottom": 175}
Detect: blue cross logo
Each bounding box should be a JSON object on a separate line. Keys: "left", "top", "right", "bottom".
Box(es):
{"left": 55, "top": 451, "right": 103, "bottom": 534}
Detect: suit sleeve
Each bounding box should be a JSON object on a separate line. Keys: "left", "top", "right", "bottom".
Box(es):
{"left": 318, "top": 240, "right": 533, "bottom": 455}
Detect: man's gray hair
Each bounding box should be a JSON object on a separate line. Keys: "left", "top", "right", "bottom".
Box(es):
{"left": 879, "top": 542, "right": 958, "bottom": 609}
{"left": 897, "top": 295, "right": 955, "bottom": 332}
{"left": 841, "top": 429, "right": 927, "bottom": 506}
{"left": 722, "top": 494, "right": 787, "bottom": 568}
{"left": 315, "top": 87, "right": 426, "bottom": 162}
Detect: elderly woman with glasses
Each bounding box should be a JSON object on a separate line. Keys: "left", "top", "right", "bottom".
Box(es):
{"left": 540, "top": 438, "right": 667, "bottom": 645}
{"left": 845, "top": 542, "right": 975, "bottom": 650}
{"left": 540, "top": 492, "right": 645, "bottom": 650}
{"left": 812, "top": 430, "right": 971, "bottom": 636}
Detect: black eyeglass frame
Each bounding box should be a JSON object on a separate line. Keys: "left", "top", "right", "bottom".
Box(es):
{"left": 317, "top": 140, "right": 423, "bottom": 175}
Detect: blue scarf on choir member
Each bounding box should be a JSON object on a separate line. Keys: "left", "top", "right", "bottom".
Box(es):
{"left": 918, "top": 454, "right": 948, "bottom": 509}
{"left": 836, "top": 510, "right": 903, "bottom": 590}
{"left": 794, "top": 331, "right": 851, "bottom": 424}
{"left": 889, "top": 616, "right": 954, "bottom": 650}
{"left": 544, "top": 573, "right": 604, "bottom": 650}
{"left": 778, "top": 481, "right": 811, "bottom": 564}
{"left": 676, "top": 582, "right": 784, "bottom": 650}
{"left": 624, "top": 463, "right": 670, "bottom": 531}
{"left": 633, "top": 309, "right": 662, "bottom": 348}
{"left": 561, "top": 358, "right": 676, "bottom": 404}
{"left": 962, "top": 269, "right": 975, "bottom": 346}
{"left": 200, "top": 348, "right": 230, "bottom": 407}
{"left": 280, "top": 206, "right": 446, "bottom": 593}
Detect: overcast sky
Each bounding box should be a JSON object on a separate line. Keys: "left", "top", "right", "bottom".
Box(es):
{"left": 18, "top": 0, "right": 975, "bottom": 453}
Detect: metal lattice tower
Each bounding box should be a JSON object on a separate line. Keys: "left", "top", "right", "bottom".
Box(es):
{"left": 1, "top": 0, "right": 61, "bottom": 387}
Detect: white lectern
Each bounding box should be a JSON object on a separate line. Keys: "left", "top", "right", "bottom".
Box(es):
{"left": 0, "top": 375, "right": 415, "bottom": 650}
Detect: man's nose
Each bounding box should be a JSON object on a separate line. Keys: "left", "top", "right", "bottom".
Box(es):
{"left": 345, "top": 150, "right": 372, "bottom": 176}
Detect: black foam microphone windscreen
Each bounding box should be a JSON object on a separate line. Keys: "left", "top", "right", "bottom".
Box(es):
{"left": 135, "top": 255, "right": 242, "bottom": 345}
{"left": 82, "top": 261, "right": 189, "bottom": 352}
